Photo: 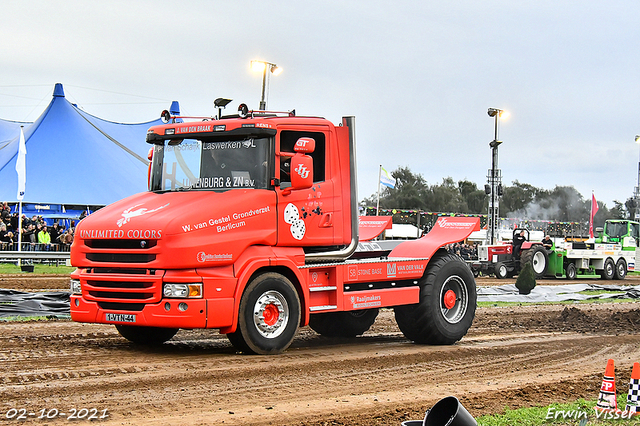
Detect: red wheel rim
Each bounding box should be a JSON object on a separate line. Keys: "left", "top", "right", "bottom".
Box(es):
{"left": 262, "top": 303, "right": 279, "bottom": 326}
{"left": 443, "top": 289, "right": 457, "bottom": 310}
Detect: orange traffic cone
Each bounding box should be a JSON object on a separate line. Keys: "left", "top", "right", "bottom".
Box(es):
{"left": 596, "top": 359, "right": 617, "bottom": 412}
{"left": 625, "top": 362, "right": 640, "bottom": 416}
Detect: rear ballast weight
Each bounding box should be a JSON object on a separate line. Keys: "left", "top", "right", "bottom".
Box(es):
{"left": 69, "top": 105, "right": 480, "bottom": 354}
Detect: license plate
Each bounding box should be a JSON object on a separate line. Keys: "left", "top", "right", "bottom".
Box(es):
{"left": 105, "top": 313, "right": 136, "bottom": 323}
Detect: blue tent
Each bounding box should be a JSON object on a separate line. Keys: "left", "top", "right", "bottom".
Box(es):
{"left": 0, "top": 83, "right": 179, "bottom": 206}
{"left": 0, "top": 118, "right": 31, "bottom": 154}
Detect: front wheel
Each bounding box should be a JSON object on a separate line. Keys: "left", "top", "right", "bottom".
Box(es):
{"left": 565, "top": 263, "right": 577, "bottom": 280}
{"left": 494, "top": 262, "right": 508, "bottom": 279}
{"left": 520, "top": 246, "right": 549, "bottom": 279}
{"left": 115, "top": 325, "right": 178, "bottom": 345}
{"left": 227, "top": 273, "right": 301, "bottom": 354}
{"left": 394, "top": 253, "right": 476, "bottom": 345}
{"left": 600, "top": 258, "right": 615, "bottom": 280}
{"left": 309, "top": 309, "right": 379, "bottom": 337}
{"left": 614, "top": 258, "right": 627, "bottom": 280}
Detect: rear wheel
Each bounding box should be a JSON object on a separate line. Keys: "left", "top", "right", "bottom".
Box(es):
{"left": 520, "top": 246, "right": 549, "bottom": 279}
{"left": 309, "top": 309, "right": 379, "bottom": 337}
{"left": 115, "top": 325, "right": 178, "bottom": 345}
{"left": 600, "top": 258, "right": 615, "bottom": 280}
{"left": 614, "top": 258, "right": 627, "bottom": 280}
{"left": 565, "top": 263, "right": 577, "bottom": 280}
{"left": 227, "top": 273, "right": 301, "bottom": 355}
{"left": 394, "top": 253, "right": 476, "bottom": 345}
{"left": 494, "top": 262, "right": 508, "bottom": 279}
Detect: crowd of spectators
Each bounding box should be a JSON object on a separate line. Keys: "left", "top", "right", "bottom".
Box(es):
{"left": 0, "top": 202, "right": 76, "bottom": 251}
{"left": 446, "top": 241, "right": 478, "bottom": 260}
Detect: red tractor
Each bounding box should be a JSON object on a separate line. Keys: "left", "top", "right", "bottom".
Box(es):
{"left": 472, "top": 229, "right": 549, "bottom": 279}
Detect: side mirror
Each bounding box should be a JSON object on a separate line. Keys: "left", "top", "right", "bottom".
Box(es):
{"left": 280, "top": 137, "right": 315, "bottom": 195}
{"left": 290, "top": 153, "right": 313, "bottom": 190}
{"left": 294, "top": 137, "right": 315, "bottom": 153}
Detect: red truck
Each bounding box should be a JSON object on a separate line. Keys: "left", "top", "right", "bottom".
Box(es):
{"left": 69, "top": 105, "right": 480, "bottom": 354}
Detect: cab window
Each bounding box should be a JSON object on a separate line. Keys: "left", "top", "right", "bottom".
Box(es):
{"left": 279, "top": 131, "right": 326, "bottom": 185}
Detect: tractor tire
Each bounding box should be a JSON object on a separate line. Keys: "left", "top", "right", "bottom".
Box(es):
{"left": 309, "top": 309, "right": 379, "bottom": 337}
{"left": 394, "top": 253, "right": 476, "bottom": 345}
{"left": 520, "top": 246, "right": 549, "bottom": 279}
{"left": 494, "top": 262, "right": 508, "bottom": 279}
{"left": 614, "top": 258, "right": 627, "bottom": 280}
{"left": 565, "top": 263, "right": 577, "bottom": 280}
{"left": 600, "top": 258, "right": 615, "bottom": 280}
{"left": 227, "top": 272, "right": 301, "bottom": 355}
{"left": 115, "top": 325, "right": 178, "bottom": 345}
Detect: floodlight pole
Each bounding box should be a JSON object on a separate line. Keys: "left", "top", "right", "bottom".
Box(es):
{"left": 259, "top": 67, "right": 268, "bottom": 110}
{"left": 251, "top": 60, "right": 281, "bottom": 110}
{"left": 635, "top": 135, "right": 640, "bottom": 220}
{"left": 487, "top": 108, "right": 504, "bottom": 245}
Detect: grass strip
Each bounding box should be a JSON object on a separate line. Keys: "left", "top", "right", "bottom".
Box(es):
{"left": 478, "top": 397, "right": 640, "bottom": 425}
{"left": 0, "top": 315, "right": 70, "bottom": 322}
{"left": 0, "top": 263, "right": 74, "bottom": 274}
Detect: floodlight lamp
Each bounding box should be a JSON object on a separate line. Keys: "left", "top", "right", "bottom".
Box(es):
{"left": 499, "top": 110, "right": 509, "bottom": 119}
{"left": 635, "top": 135, "right": 640, "bottom": 143}
{"left": 251, "top": 60, "right": 267, "bottom": 72}
{"left": 487, "top": 108, "right": 499, "bottom": 117}
{"left": 271, "top": 65, "right": 283, "bottom": 76}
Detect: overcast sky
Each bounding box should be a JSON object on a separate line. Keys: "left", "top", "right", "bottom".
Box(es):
{"left": 2, "top": 1, "right": 639, "bottom": 209}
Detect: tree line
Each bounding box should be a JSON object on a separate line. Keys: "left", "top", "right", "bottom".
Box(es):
{"left": 361, "top": 166, "right": 631, "bottom": 226}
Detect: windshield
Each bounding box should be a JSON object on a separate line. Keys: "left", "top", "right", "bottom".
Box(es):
{"left": 605, "top": 222, "right": 627, "bottom": 239}
{"left": 150, "top": 137, "right": 271, "bottom": 191}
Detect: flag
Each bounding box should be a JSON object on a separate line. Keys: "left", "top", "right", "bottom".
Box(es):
{"left": 589, "top": 192, "right": 599, "bottom": 238}
{"left": 380, "top": 166, "right": 396, "bottom": 189}
{"left": 16, "top": 126, "right": 26, "bottom": 201}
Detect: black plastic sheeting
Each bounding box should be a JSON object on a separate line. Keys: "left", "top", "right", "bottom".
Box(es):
{"left": 1, "top": 284, "right": 639, "bottom": 318}
{"left": 0, "top": 289, "right": 70, "bottom": 318}
{"left": 478, "top": 283, "right": 640, "bottom": 303}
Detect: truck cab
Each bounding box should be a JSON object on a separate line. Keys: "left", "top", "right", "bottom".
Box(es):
{"left": 598, "top": 219, "right": 640, "bottom": 250}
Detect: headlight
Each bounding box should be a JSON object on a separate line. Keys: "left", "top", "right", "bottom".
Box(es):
{"left": 70, "top": 279, "right": 82, "bottom": 295}
{"left": 163, "top": 283, "right": 202, "bottom": 298}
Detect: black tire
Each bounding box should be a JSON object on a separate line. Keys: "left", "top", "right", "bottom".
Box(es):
{"left": 614, "top": 258, "right": 627, "bottom": 280}
{"left": 494, "top": 262, "right": 508, "bottom": 279}
{"left": 520, "top": 245, "right": 548, "bottom": 279}
{"left": 115, "top": 324, "right": 178, "bottom": 345}
{"left": 226, "top": 329, "right": 251, "bottom": 353}
{"left": 309, "top": 309, "right": 379, "bottom": 337}
{"left": 565, "top": 263, "right": 577, "bottom": 280}
{"left": 228, "top": 272, "right": 301, "bottom": 355}
{"left": 394, "top": 253, "right": 476, "bottom": 345}
{"left": 600, "top": 258, "right": 615, "bottom": 280}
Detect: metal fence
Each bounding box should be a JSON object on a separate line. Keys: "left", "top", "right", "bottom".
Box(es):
{"left": 0, "top": 242, "right": 71, "bottom": 265}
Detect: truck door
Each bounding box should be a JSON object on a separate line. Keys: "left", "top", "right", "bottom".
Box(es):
{"left": 276, "top": 129, "right": 336, "bottom": 247}
{"left": 631, "top": 222, "right": 640, "bottom": 247}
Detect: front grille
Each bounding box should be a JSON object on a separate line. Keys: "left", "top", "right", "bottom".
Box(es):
{"left": 86, "top": 253, "right": 156, "bottom": 263}
{"left": 92, "top": 268, "right": 149, "bottom": 274}
{"left": 87, "top": 280, "right": 150, "bottom": 289}
{"left": 98, "top": 302, "right": 146, "bottom": 312}
{"left": 82, "top": 268, "right": 163, "bottom": 307}
{"left": 89, "top": 291, "right": 153, "bottom": 300}
{"left": 85, "top": 239, "right": 158, "bottom": 249}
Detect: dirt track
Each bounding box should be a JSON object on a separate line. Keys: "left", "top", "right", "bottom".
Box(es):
{"left": 1, "top": 276, "right": 640, "bottom": 425}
